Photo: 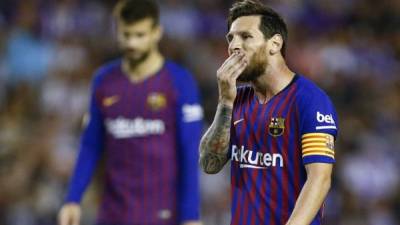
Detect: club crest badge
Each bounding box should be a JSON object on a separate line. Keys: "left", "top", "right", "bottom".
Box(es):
{"left": 147, "top": 92, "right": 167, "bottom": 111}
{"left": 268, "top": 117, "right": 285, "bottom": 137}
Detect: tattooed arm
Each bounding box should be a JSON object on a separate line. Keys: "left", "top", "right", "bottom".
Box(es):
{"left": 199, "top": 50, "right": 248, "bottom": 174}
{"left": 199, "top": 103, "right": 233, "bottom": 174}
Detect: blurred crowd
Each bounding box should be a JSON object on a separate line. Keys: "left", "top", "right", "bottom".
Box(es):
{"left": 0, "top": 0, "right": 399, "bottom": 225}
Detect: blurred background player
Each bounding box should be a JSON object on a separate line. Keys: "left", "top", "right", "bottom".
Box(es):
{"left": 200, "top": 0, "right": 338, "bottom": 224}
{"left": 58, "top": 0, "right": 203, "bottom": 225}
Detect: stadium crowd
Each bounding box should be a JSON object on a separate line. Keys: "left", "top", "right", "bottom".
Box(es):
{"left": 0, "top": 0, "right": 399, "bottom": 224}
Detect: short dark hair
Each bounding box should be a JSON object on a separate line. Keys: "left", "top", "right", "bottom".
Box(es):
{"left": 227, "top": 0, "right": 288, "bottom": 57}
{"left": 113, "top": 0, "right": 159, "bottom": 26}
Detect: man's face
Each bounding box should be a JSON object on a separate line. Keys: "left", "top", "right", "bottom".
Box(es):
{"left": 226, "top": 16, "right": 268, "bottom": 82}
{"left": 117, "top": 18, "right": 161, "bottom": 67}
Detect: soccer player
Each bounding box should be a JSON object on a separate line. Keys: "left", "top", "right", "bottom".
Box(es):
{"left": 199, "top": 1, "right": 338, "bottom": 225}
{"left": 58, "top": 1, "right": 203, "bottom": 225}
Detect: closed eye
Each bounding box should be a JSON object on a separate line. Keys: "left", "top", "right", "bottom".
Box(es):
{"left": 134, "top": 32, "right": 145, "bottom": 38}
{"left": 242, "top": 33, "right": 253, "bottom": 39}
{"left": 226, "top": 34, "right": 233, "bottom": 43}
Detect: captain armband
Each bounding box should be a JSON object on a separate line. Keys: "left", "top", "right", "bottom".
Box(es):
{"left": 301, "top": 133, "right": 335, "bottom": 160}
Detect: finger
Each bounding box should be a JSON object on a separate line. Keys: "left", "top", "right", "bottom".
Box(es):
{"left": 58, "top": 215, "right": 66, "bottom": 225}
{"left": 219, "top": 54, "right": 236, "bottom": 71}
{"left": 220, "top": 52, "right": 245, "bottom": 71}
{"left": 221, "top": 51, "right": 241, "bottom": 67}
{"left": 231, "top": 60, "right": 248, "bottom": 80}
{"left": 72, "top": 216, "right": 79, "bottom": 225}
{"left": 58, "top": 211, "right": 64, "bottom": 225}
{"left": 218, "top": 55, "right": 246, "bottom": 81}
{"left": 219, "top": 62, "right": 246, "bottom": 85}
{"left": 225, "top": 57, "right": 247, "bottom": 77}
{"left": 225, "top": 52, "right": 245, "bottom": 69}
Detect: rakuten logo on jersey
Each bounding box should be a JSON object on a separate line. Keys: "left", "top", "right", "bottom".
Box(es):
{"left": 105, "top": 117, "right": 165, "bottom": 138}
{"left": 231, "top": 145, "right": 284, "bottom": 169}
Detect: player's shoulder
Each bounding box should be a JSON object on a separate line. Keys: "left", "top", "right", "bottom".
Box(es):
{"left": 92, "top": 58, "right": 122, "bottom": 86}
{"left": 294, "top": 74, "right": 332, "bottom": 105}
{"left": 165, "top": 60, "right": 193, "bottom": 79}
{"left": 165, "top": 60, "right": 198, "bottom": 87}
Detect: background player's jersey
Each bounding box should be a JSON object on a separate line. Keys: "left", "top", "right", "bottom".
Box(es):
{"left": 65, "top": 59, "right": 203, "bottom": 225}
{"left": 229, "top": 75, "right": 338, "bottom": 225}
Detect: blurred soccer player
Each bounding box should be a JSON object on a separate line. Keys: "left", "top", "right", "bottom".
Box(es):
{"left": 58, "top": 1, "right": 203, "bottom": 225}
{"left": 199, "top": 0, "right": 338, "bottom": 224}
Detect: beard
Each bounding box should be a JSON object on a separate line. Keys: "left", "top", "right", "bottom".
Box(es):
{"left": 237, "top": 46, "right": 267, "bottom": 83}
{"left": 123, "top": 49, "right": 150, "bottom": 69}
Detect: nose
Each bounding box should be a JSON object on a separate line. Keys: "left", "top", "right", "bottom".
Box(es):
{"left": 125, "top": 36, "right": 141, "bottom": 49}
{"left": 228, "top": 36, "right": 242, "bottom": 55}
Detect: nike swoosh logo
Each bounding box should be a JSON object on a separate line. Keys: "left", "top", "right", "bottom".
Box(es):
{"left": 233, "top": 118, "right": 244, "bottom": 126}
{"left": 103, "top": 95, "right": 120, "bottom": 107}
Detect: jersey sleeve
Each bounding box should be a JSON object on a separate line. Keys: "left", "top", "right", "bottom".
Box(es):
{"left": 171, "top": 64, "right": 203, "bottom": 222}
{"left": 298, "top": 89, "right": 338, "bottom": 165}
{"left": 65, "top": 71, "right": 105, "bottom": 203}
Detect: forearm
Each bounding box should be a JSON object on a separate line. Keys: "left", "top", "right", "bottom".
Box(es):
{"left": 199, "top": 103, "right": 232, "bottom": 174}
{"left": 66, "top": 145, "right": 102, "bottom": 202}
{"left": 286, "top": 175, "right": 331, "bottom": 225}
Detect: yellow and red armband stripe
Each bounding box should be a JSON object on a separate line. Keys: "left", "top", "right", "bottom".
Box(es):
{"left": 301, "top": 133, "right": 335, "bottom": 159}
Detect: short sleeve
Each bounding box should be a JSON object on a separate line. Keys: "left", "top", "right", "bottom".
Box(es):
{"left": 298, "top": 89, "right": 338, "bottom": 164}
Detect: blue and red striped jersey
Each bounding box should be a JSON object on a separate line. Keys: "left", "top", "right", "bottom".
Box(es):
{"left": 65, "top": 59, "right": 203, "bottom": 225}
{"left": 229, "top": 74, "right": 338, "bottom": 225}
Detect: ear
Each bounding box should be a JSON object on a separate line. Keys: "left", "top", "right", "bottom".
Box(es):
{"left": 153, "top": 25, "right": 163, "bottom": 42}
{"left": 269, "top": 34, "right": 283, "bottom": 55}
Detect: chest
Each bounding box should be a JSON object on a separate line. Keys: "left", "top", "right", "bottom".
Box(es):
{"left": 96, "top": 75, "right": 177, "bottom": 119}
{"left": 231, "top": 96, "right": 298, "bottom": 145}
{"left": 96, "top": 73, "right": 178, "bottom": 139}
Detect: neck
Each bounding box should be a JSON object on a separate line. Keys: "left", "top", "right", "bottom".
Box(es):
{"left": 122, "top": 50, "right": 164, "bottom": 83}
{"left": 251, "top": 55, "right": 295, "bottom": 104}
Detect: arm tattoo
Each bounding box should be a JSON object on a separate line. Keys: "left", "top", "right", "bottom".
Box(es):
{"left": 199, "top": 103, "right": 232, "bottom": 174}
